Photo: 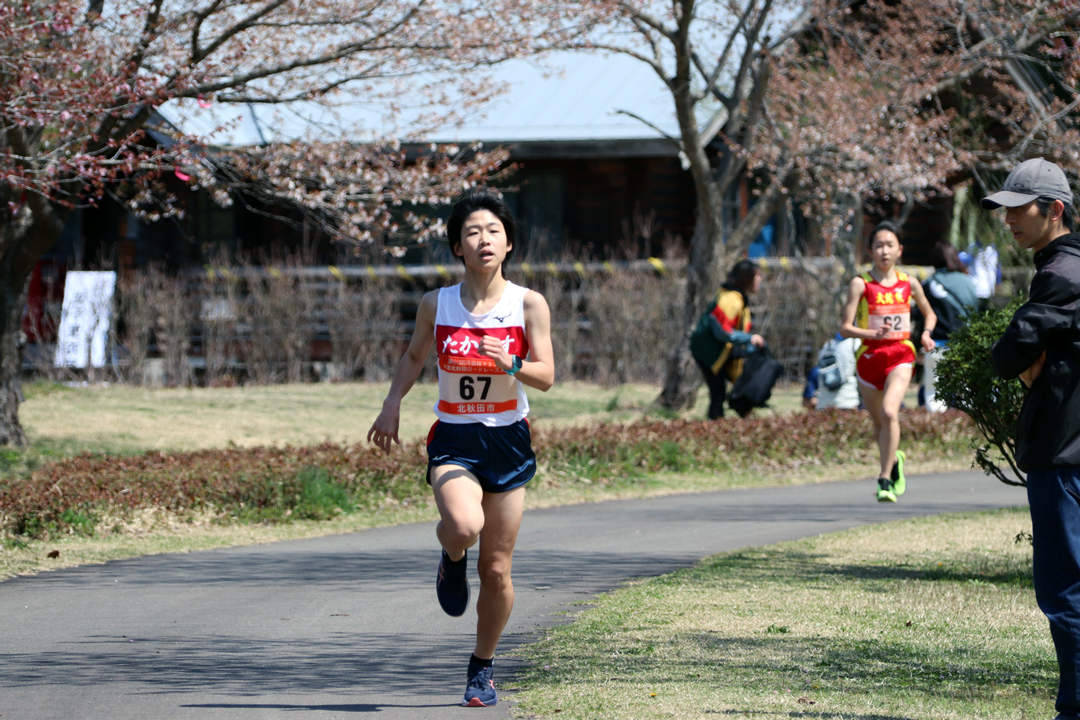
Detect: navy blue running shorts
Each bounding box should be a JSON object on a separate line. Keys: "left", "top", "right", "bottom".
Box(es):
{"left": 426, "top": 419, "right": 536, "bottom": 493}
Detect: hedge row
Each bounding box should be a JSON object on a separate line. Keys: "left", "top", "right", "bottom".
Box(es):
{"left": 0, "top": 410, "right": 974, "bottom": 538}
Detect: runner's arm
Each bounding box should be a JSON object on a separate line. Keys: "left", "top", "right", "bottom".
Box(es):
{"left": 368, "top": 290, "right": 437, "bottom": 451}
{"left": 839, "top": 277, "right": 879, "bottom": 341}
{"left": 908, "top": 280, "right": 937, "bottom": 352}
{"left": 478, "top": 289, "right": 554, "bottom": 391}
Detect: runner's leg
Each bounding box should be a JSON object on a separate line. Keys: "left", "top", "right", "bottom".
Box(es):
{"left": 431, "top": 465, "right": 485, "bottom": 561}
{"left": 861, "top": 383, "right": 885, "bottom": 459}
{"left": 474, "top": 485, "right": 526, "bottom": 659}
{"left": 876, "top": 366, "right": 913, "bottom": 479}
{"left": 860, "top": 384, "right": 894, "bottom": 480}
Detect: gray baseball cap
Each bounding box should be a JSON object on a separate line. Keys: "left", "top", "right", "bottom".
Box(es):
{"left": 981, "top": 157, "right": 1074, "bottom": 209}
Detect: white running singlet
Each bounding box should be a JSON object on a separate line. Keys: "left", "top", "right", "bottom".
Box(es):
{"left": 433, "top": 282, "right": 530, "bottom": 426}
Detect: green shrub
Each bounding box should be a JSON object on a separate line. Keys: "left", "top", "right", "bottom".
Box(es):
{"left": 934, "top": 299, "right": 1026, "bottom": 486}
{"left": 58, "top": 506, "right": 98, "bottom": 536}
{"left": 295, "top": 468, "right": 355, "bottom": 520}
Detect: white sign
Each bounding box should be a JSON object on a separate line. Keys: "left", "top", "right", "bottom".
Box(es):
{"left": 55, "top": 271, "right": 117, "bottom": 369}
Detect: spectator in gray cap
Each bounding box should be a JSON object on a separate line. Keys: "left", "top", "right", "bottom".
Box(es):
{"left": 985, "top": 157, "right": 1080, "bottom": 720}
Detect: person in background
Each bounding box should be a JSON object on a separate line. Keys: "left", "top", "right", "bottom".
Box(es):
{"left": 919, "top": 240, "right": 978, "bottom": 413}
{"left": 690, "top": 260, "right": 765, "bottom": 419}
{"left": 961, "top": 242, "right": 1000, "bottom": 309}
{"left": 803, "top": 333, "right": 861, "bottom": 411}
{"left": 802, "top": 365, "right": 820, "bottom": 410}
{"left": 986, "top": 157, "right": 1080, "bottom": 720}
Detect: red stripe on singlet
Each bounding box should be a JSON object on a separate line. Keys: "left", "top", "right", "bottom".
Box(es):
{"left": 437, "top": 399, "right": 518, "bottom": 415}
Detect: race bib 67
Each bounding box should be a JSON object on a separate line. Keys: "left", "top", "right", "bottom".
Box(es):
{"left": 435, "top": 325, "right": 527, "bottom": 414}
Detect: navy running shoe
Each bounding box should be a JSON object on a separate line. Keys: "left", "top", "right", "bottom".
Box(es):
{"left": 462, "top": 664, "right": 497, "bottom": 707}
{"left": 436, "top": 550, "right": 469, "bottom": 617}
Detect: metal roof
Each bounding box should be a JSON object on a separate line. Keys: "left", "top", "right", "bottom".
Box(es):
{"left": 158, "top": 51, "right": 681, "bottom": 150}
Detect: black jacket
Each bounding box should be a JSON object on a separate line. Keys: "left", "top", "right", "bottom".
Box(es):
{"left": 992, "top": 233, "right": 1080, "bottom": 470}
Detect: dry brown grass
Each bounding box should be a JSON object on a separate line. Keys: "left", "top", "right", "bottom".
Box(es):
{"left": 19, "top": 381, "right": 677, "bottom": 452}
{"left": 19, "top": 380, "right": 922, "bottom": 454}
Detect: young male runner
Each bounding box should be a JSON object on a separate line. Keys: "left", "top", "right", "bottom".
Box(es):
{"left": 368, "top": 190, "right": 554, "bottom": 707}
{"left": 840, "top": 220, "right": 936, "bottom": 502}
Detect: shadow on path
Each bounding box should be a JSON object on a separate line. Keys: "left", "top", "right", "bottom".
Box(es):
{"left": 0, "top": 632, "right": 540, "bottom": 695}
{"left": 180, "top": 702, "right": 450, "bottom": 712}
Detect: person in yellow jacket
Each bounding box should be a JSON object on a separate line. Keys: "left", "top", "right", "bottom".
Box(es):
{"left": 690, "top": 260, "right": 765, "bottom": 419}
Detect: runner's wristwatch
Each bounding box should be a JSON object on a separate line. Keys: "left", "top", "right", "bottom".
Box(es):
{"left": 505, "top": 355, "right": 522, "bottom": 376}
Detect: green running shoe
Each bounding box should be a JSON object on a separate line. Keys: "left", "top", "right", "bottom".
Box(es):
{"left": 876, "top": 477, "right": 897, "bottom": 503}
{"left": 891, "top": 450, "right": 906, "bottom": 496}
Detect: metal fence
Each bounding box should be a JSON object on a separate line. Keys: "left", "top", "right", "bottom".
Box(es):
{"left": 28, "top": 257, "right": 968, "bottom": 388}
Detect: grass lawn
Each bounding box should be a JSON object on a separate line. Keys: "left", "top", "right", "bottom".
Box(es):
{"left": 510, "top": 507, "right": 1050, "bottom": 720}
{"left": 8, "top": 380, "right": 684, "bottom": 474}
{"left": 18, "top": 379, "right": 910, "bottom": 454}
{"left": 18, "top": 380, "right": 677, "bottom": 454}
{"left": 1, "top": 379, "right": 952, "bottom": 580}
{"left": 4, "top": 379, "right": 1042, "bottom": 719}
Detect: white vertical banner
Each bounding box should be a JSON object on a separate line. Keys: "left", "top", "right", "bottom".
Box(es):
{"left": 55, "top": 271, "right": 117, "bottom": 369}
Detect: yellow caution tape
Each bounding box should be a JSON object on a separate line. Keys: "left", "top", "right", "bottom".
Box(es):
{"left": 546, "top": 262, "right": 559, "bottom": 277}
{"left": 520, "top": 262, "right": 534, "bottom": 278}
{"left": 573, "top": 261, "right": 586, "bottom": 277}
{"left": 647, "top": 257, "right": 668, "bottom": 275}
{"left": 396, "top": 266, "right": 412, "bottom": 282}
{"left": 436, "top": 264, "right": 452, "bottom": 280}
{"left": 328, "top": 265, "right": 345, "bottom": 282}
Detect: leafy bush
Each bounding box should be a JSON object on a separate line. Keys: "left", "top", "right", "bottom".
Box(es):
{"left": 934, "top": 299, "right": 1026, "bottom": 486}
{"left": 0, "top": 411, "right": 973, "bottom": 539}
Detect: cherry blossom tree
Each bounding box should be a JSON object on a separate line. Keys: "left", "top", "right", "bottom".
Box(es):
{"left": 574, "top": 0, "right": 1080, "bottom": 408}
{"left": 763, "top": 0, "right": 1079, "bottom": 400}
{"left": 0, "top": 0, "right": 603, "bottom": 445}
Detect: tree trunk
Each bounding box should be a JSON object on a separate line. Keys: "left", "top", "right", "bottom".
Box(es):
{"left": 657, "top": 175, "right": 726, "bottom": 409}
{"left": 0, "top": 278, "right": 29, "bottom": 446}
{"left": 0, "top": 196, "right": 68, "bottom": 446}
{"left": 657, "top": 173, "right": 792, "bottom": 410}
{"left": 831, "top": 193, "right": 863, "bottom": 279}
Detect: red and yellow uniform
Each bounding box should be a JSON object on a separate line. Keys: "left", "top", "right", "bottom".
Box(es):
{"left": 855, "top": 271, "right": 916, "bottom": 390}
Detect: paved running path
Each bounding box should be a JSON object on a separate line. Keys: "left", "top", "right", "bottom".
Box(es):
{"left": 0, "top": 471, "right": 1025, "bottom": 719}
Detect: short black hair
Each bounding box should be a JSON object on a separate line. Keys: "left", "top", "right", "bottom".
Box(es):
{"left": 1035, "top": 196, "right": 1076, "bottom": 232}
{"left": 868, "top": 219, "right": 903, "bottom": 247}
{"left": 446, "top": 189, "right": 516, "bottom": 272}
